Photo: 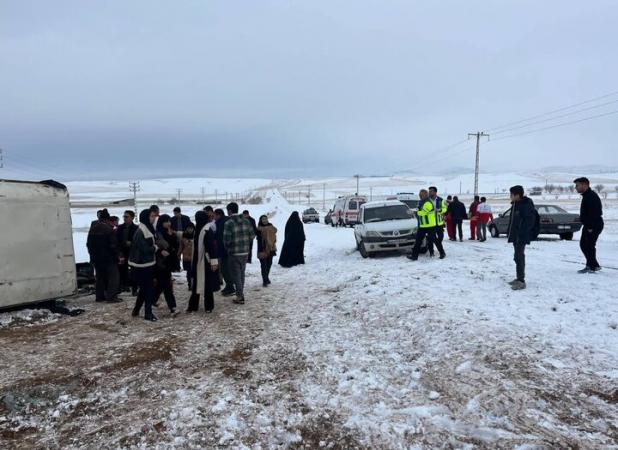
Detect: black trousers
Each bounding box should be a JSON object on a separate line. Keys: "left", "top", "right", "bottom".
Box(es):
{"left": 425, "top": 227, "right": 445, "bottom": 256}
{"left": 155, "top": 272, "right": 177, "bottom": 311}
{"left": 133, "top": 266, "right": 155, "bottom": 319}
{"left": 94, "top": 263, "right": 120, "bottom": 301}
{"left": 412, "top": 227, "right": 444, "bottom": 258}
{"left": 580, "top": 227, "right": 602, "bottom": 269}
{"left": 118, "top": 260, "right": 137, "bottom": 291}
{"left": 220, "top": 255, "right": 234, "bottom": 291}
{"left": 454, "top": 220, "right": 463, "bottom": 240}
{"left": 183, "top": 260, "right": 193, "bottom": 288}
{"left": 260, "top": 255, "right": 273, "bottom": 283}
{"left": 513, "top": 243, "right": 526, "bottom": 282}
{"left": 187, "top": 290, "right": 214, "bottom": 312}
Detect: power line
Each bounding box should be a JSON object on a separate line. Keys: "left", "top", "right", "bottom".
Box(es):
{"left": 487, "top": 89, "right": 618, "bottom": 132}
{"left": 491, "top": 98, "right": 618, "bottom": 135}
{"left": 491, "top": 109, "right": 618, "bottom": 142}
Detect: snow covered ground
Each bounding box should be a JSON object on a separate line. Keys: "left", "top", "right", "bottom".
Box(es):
{"left": 1, "top": 181, "right": 618, "bottom": 448}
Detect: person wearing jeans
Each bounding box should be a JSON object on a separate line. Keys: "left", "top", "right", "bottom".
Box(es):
{"left": 574, "top": 177, "right": 604, "bottom": 273}
{"left": 506, "top": 186, "right": 536, "bottom": 291}
{"left": 223, "top": 202, "right": 256, "bottom": 304}
{"left": 476, "top": 197, "right": 494, "bottom": 242}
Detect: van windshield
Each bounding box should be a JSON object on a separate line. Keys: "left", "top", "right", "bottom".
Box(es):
{"left": 364, "top": 205, "right": 411, "bottom": 223}
{"left": 348, "top": 199, "right": 365, "bottom": 210}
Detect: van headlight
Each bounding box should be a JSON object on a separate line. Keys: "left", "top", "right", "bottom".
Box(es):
{"left": 366, "top": 231, "right": 380, "bottom": 237}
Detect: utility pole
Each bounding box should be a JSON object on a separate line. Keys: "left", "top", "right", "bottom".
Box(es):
{"left": 308, "top": 185, "right": 311, "bottom": 206}
{"left": 467, "top": 132, "right": 489, "bottom": 196}
{"left": 176, "top": 188, "right": 183, "bottom": 204}
{"left": 200, "top": 187, "right": 205, "bottom": 203}
{"left": 215, "top": 189, "right": 218, "bottom": 204}
{"left": 129, "top": 181, "right": 140, "bottom": 216}
{"left": 0, "top": 148, "right": 4, "bottom": 169}
{"left": 322, "top": 183, "right": 326, "bottom": 210}
{"left": 370, "top": 186, "right": 373, "bottom": 201}
{"left": 298, "top": 191, "right": 301, "bottom": 205}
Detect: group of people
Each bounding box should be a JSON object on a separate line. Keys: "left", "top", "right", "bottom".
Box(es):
{"left": 87, "top": 203, "right": 307, "bottom": 321}
{"left": 442, "top": 195, "right": 494, "bottom": 242}
{"left": 405, "top": 177, "right": 604, "bottom": 291}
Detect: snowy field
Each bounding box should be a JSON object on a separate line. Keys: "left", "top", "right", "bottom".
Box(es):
{"left": 1, "top": 177, "right": 618, "bottom": 448}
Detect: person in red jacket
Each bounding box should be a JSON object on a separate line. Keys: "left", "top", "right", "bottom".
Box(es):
{"left": 444, "top": 195, "right": 455, "bottom": 240}
{"left": 476, "top": 197, "right": 494, "bottom": 242}
{"left": 468, "top": 196, "right": 480, "bottom": 240}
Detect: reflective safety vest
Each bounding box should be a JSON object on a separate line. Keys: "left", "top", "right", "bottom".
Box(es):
{"left": 417, "top": 199, "right": 438, "bottom": 228}
{"left": 435, "top": 197, "right": 448, "bottom": 227}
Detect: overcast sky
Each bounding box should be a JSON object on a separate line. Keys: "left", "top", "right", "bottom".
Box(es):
{"left": 1, "top": 0, "right": 617, "bottom": 179}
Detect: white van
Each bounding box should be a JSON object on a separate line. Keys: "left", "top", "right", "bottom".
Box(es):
{"left": 0, "top": 180, "right": 77, "bottom": 309}
{"left": 332, "top": 195, "right": 367, "bottom": 227}
{"left": 354, "top": 200, "right": 419, "bottom": 258}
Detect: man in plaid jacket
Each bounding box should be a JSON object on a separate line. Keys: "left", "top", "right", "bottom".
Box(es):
{"left": 223, "top": 202, "right": 256, "bottom": 304}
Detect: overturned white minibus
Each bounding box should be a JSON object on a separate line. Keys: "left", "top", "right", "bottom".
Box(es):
{"left": 0, "top": 179, "right": 77, "bottom": 309}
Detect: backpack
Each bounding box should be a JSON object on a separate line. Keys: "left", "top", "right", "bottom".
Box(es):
{"left": 531, "top": 208, "right": 541, "bottom": 241}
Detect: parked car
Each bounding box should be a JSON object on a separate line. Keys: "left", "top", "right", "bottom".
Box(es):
{"left": 302, "top": 207, "right": 320, "bottom": 223}
{"left": 489, "top": 204, "right": 582, "bottom": 240}
{"left": 333, "top": 195, "right": 367, "bottom": 227}
{"left": 354, "top": 200, "right": 420, "bottom": 258}
{"left": 324, "top": 209, "right": 333, "bottom": 225}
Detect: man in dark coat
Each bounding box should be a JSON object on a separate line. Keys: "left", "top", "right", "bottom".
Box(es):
{"left": 447, "top": 195, "right": 467, "bottom": 242}
{"left": 574, "top": 177, "right": 604, "bottom": 273}
{"left": 507, "top": 185, "right": 536, "bottom": 291}
{"left": 243, "top": 210, "right": 258, "bottom": 263}
{"left": 86, "top": 209, "right": 122, "bottom": 302}
{"left": 214, "top": 208, "right": 234, "bottom": 295}
{"left": 116, "top": 210, "right": 138, "bottom": 295}
{"left": 279, "top": 212, "right": 306, "bottom": 268}
{"left": 171, "top": 207, "right": 191, "bottom": 234}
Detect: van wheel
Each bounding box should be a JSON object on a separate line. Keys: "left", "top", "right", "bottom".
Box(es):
{"left": 490, "top": 226, "right": 499, "bottom": 238}
{"left": 359, "top": 241, "right": 369, "bottom": 258}
{"left": 560, "top": 232, "right": 573, "bottom": 241}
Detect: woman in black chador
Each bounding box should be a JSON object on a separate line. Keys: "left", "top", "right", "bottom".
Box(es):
{"left": 187, "top": 211, "right": 221, "bottom": 313}
{"left": 278, "top": 211, "right": 306, "bottom": 268}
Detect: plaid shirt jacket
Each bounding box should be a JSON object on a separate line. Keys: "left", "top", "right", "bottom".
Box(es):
{"left": 223, "top": 215, "right": 256, "bottom": 256}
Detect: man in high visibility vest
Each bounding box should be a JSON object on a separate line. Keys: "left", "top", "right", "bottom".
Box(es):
{"left": 407, "top": 189, "right": 446, "bottom": 260}
{"left": 428, "top": 186, "right": 447, "bottom": 257}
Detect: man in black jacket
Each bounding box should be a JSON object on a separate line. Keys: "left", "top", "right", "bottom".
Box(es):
{"left": 447, "top": 196, "right": 467, "bottom": 242}
{"left": 574, "top": 177, "right": 604, "bottom": 273}
{"left": 116, "top": 210, "right": 138, "bottom": 295}
{"left": 87, "top": 209, "right": 122, "bottom": 302}
{"left": 507, "top": 186, "right": 536, "bottom": 290}
{"left": 171, "top": 207, "right": 191, "bottom": 238}
{"left": 214, "top": 208, "right": 235, "bottom": 295}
